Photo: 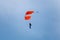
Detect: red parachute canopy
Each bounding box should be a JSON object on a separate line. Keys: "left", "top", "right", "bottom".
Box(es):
{"left": 25, "top": 10, "right": 34, "bottom": 20}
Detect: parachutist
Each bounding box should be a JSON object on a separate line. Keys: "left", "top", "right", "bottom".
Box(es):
{"left": 29, "top": 23, "right": 32, "bottom": 29}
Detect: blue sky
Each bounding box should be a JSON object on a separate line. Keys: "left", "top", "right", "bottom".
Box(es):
{"left": 0, "top": 0, "right": 60, "bottom": 40}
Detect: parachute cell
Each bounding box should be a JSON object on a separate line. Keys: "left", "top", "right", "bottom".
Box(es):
{"left": 25, "top": 16, "right": 31, "bottom": 20}
{"left": 25, "top": 11, "right": 34, "bottom": 15}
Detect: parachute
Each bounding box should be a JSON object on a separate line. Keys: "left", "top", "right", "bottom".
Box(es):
{"left": 24, "top": 10, "right": 34, "bottom": 29}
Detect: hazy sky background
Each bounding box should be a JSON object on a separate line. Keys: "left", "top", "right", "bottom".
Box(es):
{"left": 0, "top": 0, "right": 60, "bottom": 40}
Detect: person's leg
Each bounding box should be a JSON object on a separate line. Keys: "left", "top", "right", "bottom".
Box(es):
{"left": 29, "top": 23, "right": 31, "bottom": 29}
